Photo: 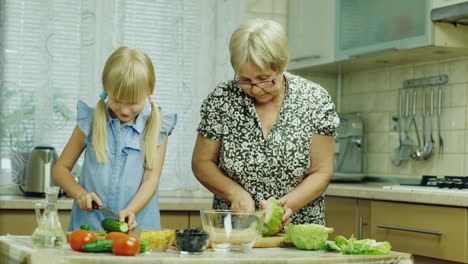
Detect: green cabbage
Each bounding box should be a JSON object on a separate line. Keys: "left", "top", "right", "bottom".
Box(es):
{"left": 284, "top": 224, "right": 334, "bottom": 250}
{"left": 261, "top": 197, "right": 284, "bottom": 236}
{"left": 322, "top": 235, "right": 392, "bottom": 255}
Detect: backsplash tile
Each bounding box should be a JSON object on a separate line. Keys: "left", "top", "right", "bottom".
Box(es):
{"left": 300, "top": 58, "right": 468, "bottom": 180}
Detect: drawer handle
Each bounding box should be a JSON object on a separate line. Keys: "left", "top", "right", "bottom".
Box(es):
{"left": 377, "top": 224, "right": 442, "bottom": 236}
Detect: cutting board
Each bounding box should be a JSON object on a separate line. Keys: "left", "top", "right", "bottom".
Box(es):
{"left": 253, "top": 234, "right": 294, "bottom": 248}
{"left": 66, "top": 232, "right": 293, "bottom": 248}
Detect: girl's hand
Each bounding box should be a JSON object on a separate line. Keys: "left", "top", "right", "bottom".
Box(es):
{"left": 230, "top": 191, "right": 255, "bottom": 212}
{"left": 76, "top": 192, "right": 102, "bottom": 212}
{"left": 259, "top": 197, "right": 293, "bottom": 229}
{"left": 118, "top": 208, "right": 137, "bottom": 233}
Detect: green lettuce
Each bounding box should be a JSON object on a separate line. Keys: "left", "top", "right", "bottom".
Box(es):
{"left": 261, "top": 197, "right": 284, "bottom": 236}
{"left": 284, "top": 224, "right": 334, "bottom": 250}
{"left": 322, "top": 235, "right": 392, "bottom": 255}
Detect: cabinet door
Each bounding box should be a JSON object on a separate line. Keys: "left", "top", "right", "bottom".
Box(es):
{"left": 160, "top": 211, "right": 189, "bottom": 230}
{"left": 324, "top": 196, "right": 358, "bottom": 239}
{"left": 336, "top": 0, "right": 430, "bottom": 60}
{"left": 432, "top": 0, "right": 467, "bottom": 8}
{"left": 288, "top": 0, "right": 336, "bottom": 70}
{"left": 0, "top": 209, "right": 70, "bottom": 235}
{"left": 189, "top": 211, "right": 203, "bottom": 229}
{"left": 371, "top": 201, "right": 466, "bottom": 262}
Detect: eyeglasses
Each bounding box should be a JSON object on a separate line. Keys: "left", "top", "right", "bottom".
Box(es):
{"left": 236, "top": 76, "right": 277, "bottom": 90}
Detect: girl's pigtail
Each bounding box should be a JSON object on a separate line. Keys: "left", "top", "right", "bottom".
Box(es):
{"left": 92, "top": 99, "right": 108, "bottom": 163}
{"left": 143, "top": 101, "right": 162, "bottom": 169}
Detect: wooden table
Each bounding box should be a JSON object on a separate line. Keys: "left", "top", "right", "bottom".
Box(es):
{"left": 0, "top": 235, "right": 414, "bottom": 264}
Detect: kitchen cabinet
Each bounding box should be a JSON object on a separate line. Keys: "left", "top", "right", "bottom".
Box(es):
{"left": 287, "top": 0, "right": 336, "bottom": 70}
{"left": 0, "top": 209, "right": 199, "bottom": 235}
{"left": 336, "top": 0, "right": 429, "bottom": 60}
{"left": 324, "top": 196, "right": 371, "bottom": 240}
{"left": 288, "top": 0, "right": 468, "bottom": 73}
{"left": 0, "top": 209, "right": 71, "bottom": 236}
{"left": 371, "top": 201, "right": 467, "bottom": 263}
{"left": 432, "top": 0, "right": 467, "bottom": 8}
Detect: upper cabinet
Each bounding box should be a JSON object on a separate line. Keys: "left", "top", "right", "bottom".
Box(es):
{"left": 432, "top": 0, "right": 468, "bottom": 8}
{"left": 336, "top": 0, "right": 428, "bottom": 60}
{"left": 288, "top": 0, "right": 468, "bottom": 73}
{"left": 287, "top": 0, "right": 336, "bottom": 70}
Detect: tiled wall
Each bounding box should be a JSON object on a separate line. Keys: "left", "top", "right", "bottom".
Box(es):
{"left": 339, "top": 58, "right": 468, "bottom": 179}
{"left": 245, "top": 0, "right": 288, "bottom": 31}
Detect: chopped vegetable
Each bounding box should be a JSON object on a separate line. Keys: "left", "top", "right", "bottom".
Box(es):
{"left": 261, "top": 197, "right": 284, "bottom": 236}
{"left": 284, "top": 224, "right": 334, "bottom": 250}
{"left": 101, "top": 218, "right": 128, "bottom": 233}
{"left": 139, "top": 230, "right": 176, "bottom": 250}
{"left": 97, "top": 230, "right": 107, "bottom": 236}
{"left": 322, "top": 235, "right": 392, "bottom": 255}
{"left": 80, "top": 224, "right": 91, "bottom": 231}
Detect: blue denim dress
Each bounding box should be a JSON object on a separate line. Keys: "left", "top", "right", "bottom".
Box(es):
{"left": 68, "top": 100, "right": 177, "bottom": 231}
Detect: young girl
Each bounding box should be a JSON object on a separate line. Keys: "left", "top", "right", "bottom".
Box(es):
{"left": 53, "top": 47, "right": 177, "bottom": 232}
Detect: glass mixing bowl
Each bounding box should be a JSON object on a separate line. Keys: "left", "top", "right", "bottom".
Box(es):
{"left": 200, "top": 210, "right": 265, "bottom": 252}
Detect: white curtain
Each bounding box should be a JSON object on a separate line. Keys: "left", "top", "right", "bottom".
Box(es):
{"left": 0, "top": 0, "right": 245, "bottom": 190}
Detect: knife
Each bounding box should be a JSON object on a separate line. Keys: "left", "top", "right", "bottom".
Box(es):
{"left": 92, "top": 201, "right": 118, "bottom": 217}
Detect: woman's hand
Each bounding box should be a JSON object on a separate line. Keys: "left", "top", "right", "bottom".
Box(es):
{"left": 259, "top": 197, "right": 293, "bottom": 229}
{"left": 278, "top": 197, "right": 293, "bottom": 228}
{"left": 118, "top": 208, "right": 137, "bottom": 233}
{"left": 230, "top": 191, "right": 255, "bottom": 212}
{"left": 76, "top": 191, "right": 102, "bottom": 212}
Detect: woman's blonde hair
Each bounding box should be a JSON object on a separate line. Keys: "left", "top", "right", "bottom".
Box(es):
{"left": 229, "top": 19, "right": 288, "bottom": 73}
{"left": 92, "top": 46, "right": 161, "bottom": 170}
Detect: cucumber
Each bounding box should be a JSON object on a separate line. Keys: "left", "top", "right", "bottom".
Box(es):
{"left": 81, "top": 240, "right": 113, "bottom": 252}
{"left": 139, "top": 240, "right": 151, "bottom": 253}
{"left": 101, "top": 218, "right": 129, "bottom": 233}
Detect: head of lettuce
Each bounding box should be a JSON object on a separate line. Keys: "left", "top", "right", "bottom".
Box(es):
{"left": 284, "top": 224, "right": 334, "bottom": 250}
{"left": 261, "top": 197, "right": 284, "bottom": 236}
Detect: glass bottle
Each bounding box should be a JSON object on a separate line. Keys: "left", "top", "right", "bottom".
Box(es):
{"left": 31, "top": 186, "right": 67, "bottom": 248}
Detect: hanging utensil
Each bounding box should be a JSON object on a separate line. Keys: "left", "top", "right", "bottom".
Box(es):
{"left": 423, "top": 86, "right": 435, "bottom": 160}
{"left": 391, "top": 90, "right": 404, "bottom": 166}
{"left": 421, "top": 88, "right": 426, "bottom": 147}
{"left": 411, "top": 89, "right": 424, "bottom": 160}
{"left": 400, "top": 90, "right": 413, "bottom": 162}
{"left": 437, "top": 85, "right": 444, "bottom": 155}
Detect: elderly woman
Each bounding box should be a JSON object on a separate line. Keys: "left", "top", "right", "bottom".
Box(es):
{"left": 192, "top": 19, "right": 339, "bottom": 227}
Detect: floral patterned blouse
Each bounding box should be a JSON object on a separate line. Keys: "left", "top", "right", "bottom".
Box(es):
{"left": 197, "top": 72, "right": 339, "bottom": 225}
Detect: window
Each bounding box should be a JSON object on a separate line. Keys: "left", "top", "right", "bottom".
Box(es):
{"left": 0, "top": 0, "right": 243, "bottom": 190}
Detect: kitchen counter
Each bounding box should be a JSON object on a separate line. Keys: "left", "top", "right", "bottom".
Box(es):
{"left": 0, "top": 190, "right": 213, "bottom": 211}
{"left": 3, "top": 183, "right": 468, "bottom": 210}
{"left": 0, "top": 235, "right": 414, "bottom": 264}
{"left": 327, "top": 182, "right": 468, "bottom": 207}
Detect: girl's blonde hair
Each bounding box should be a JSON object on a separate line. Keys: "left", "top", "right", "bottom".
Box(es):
{"left": 92, "top": 46, "right": 161, "bottom": 170}
{"left": 229, "top": 19, "right": 288, "bottom": 73}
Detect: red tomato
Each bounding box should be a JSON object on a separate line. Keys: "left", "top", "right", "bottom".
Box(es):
{"left": 69, "top": 229, "right": 97, "bottom": 251}
{"left": 105, "top": 232, "right": 130, "bottom": 240}
{"left": 112, "top": 236, "right": 140, "bottom": 256}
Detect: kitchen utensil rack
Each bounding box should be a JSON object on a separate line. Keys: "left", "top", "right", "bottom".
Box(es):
{"left": 392, "top": 75, "right": 447, "bottom": 166}
{"left": 403, "top": 75, "right": 447, "bottom": 89}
